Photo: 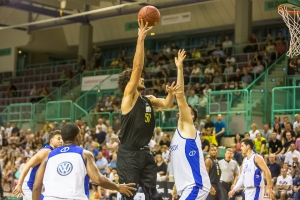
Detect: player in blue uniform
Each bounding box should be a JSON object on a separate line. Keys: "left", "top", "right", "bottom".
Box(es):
{"left": 32, "top": 123, "right": 136, "bottom": 200}
{"left": 13, "top": 130, "right": 63, "bottom": 200}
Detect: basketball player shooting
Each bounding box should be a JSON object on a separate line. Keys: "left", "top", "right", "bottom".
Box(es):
{"left": 12, "top": 130, "right": 63, "bottom": 200}
{"left": 228, "top": 139, "right": 274, "bottom": 200}
{"left": 32, "top": 124, "right": 136, "bottom": 200}
{"left": 117, "top": 20, "right": 180, "bottom": 200}
{"left": 169, "top": 49, "right": 212, "bottom": 200}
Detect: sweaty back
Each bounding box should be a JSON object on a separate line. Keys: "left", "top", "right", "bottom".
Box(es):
{"left": 119, "top": 96, "right": 155, "bottom": 147}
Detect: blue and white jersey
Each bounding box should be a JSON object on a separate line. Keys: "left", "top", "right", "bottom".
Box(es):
{"left": 169, "top": 129, "right": 211, "bottom": 196}
{"left": 243, "top": 153, "right": 264, "bottom": 188}
{"left": 23, "top": 145, "right": 53, "bottom": 191}
{"left": 43, "top": 145, "right": 90, "bottom": 200}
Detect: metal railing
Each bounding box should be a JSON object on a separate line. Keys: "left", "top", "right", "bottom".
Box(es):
{"left": 73, "top": 103, "right": 90, "bottom": 126}
{"left": 25, "top": 59, "right": 77, "bottom": 69}
{"left": 46, "top": 100, "right": 73, "bottom": 122}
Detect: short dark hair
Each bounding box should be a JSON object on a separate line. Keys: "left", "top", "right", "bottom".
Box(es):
{"left": 118, "top": 69, "right": 132, "bottom": 93}
{"left": 241, "top": 138, "right": 254, "bottom": 149}
{"left": 188, "top": 105, "right": 198, "bottom": 123}
{"left": 61, "top": 124, "right": 80, "bottom": 142}
{"left": 49, "top": 130, "right": 61, "bottom": 140}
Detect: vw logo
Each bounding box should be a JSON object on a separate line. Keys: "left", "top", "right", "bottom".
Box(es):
{"left": 189, "top": 150, "right": 196, "bottom": 156}
{"left": 57, "top": 161, "right": 73, "bottom": 176}
{"left": 60, "top": 147, "right": 70, "bottom": 153}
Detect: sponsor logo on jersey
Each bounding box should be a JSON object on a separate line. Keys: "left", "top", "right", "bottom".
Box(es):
{"left": 189, "top": 150, "right": 196, "bottom": 156}
{"left": 57, "top": 161, "right": 73, "bottom": 176}
{"left": 60, "top": 147, "right": 70, "bottom": 153}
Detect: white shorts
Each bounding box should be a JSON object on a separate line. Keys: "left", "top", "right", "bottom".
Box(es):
{"left": 244, "top": 187, "right": 264, "bottom": 200}
{"left": 179, "top": 187, "right": 209, "bottom": 200}
{"left": 22, "top": 183, "right": 32, "bottom": 200}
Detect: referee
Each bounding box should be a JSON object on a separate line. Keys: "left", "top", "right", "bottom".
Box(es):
{"left": 117, "top": 20, "right": 179, "bottom": 200}
{"left": 218, "top": 148, "right": 239, "bottom": 200}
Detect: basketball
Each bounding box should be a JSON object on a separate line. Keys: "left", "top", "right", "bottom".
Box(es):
{"left": 138, "top": 6, "right": 160, "bottom": 27}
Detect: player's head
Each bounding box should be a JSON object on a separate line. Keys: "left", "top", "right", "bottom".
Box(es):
{"left": 209, "top": 145, "right": 217, "bottom": 158}
{"left": 61, "top": 123, "right": 80, "bottom": 144}
{"left": 49, "top": 130, "right": 63, "bottom": 148}
{"left": 118, "top": 69, "right": 145, "bottom": 93}
{"left": 241, "top": 138, "right": 254, "bottom": 154}
{"left": 176, "top": 105, "right": 197, "bottom": 123}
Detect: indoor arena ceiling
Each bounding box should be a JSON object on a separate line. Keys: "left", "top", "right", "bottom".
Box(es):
{"left": 0, "top": 0, "right": 213, "bottom": 31}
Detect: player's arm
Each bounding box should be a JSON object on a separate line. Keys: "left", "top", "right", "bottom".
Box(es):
{"left": 123, "top": 20, "right": 150, "bottom": 98}
{"left": 146, "top": 81, "right": 180, "bottom": 109}
{"left": 255, "top": 155, "right": 274, "bottom": 198}
{"left": 83, "top": 150, "right": 136, "bottom": 197}
{"left": 32, "top": 158, "right": 47, "bottom": 200}
{"left": 205, "top": 157, "right": 212, "bottom": 173}
{"left": 13, "top": 149, "right": 51, "bottom": 197}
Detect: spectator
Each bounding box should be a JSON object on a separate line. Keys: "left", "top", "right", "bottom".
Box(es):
{"left": 200, "top": 133, "right": 209, "bottom": 156}
{"left": 95, "top": 126, "right": 106, "bottom": 145}
{"left": 154, "top": 127, "right": 163, "bottom": 143}
{"left": 24, "top": 147, "right": 33, "bottom": 158}
{"left": 6, "top": 81, "right": 17, "bottom": 98}
{"left": 204, "top": 64, "right": 215, "bottom": 75}
{"left": 234, "top": 133, "right": 242, "bottom": 153}
{"left": 214, "top": 114, "right": 226, "bottom": 146}
{"left": 244, "top": 33, "right": 259, "bottom": 53}
{"left": 159, "top": 134, "right": 170, "bottom": 147}
{"left": 266, "top": 132, "right": 282, "bottom": 162}
{"left": 96, "top": 118, "right": 108, "bottom": 133}
{"left": 206, "top": 39, "right": 216, "bottom": 55}
{"left": 230, "top": 69, "right": 242, "bottom": 82}
{"left": 5, "top": 122, "right": 12, "bottom": 139}
{"left": 156, "top": 154, "right": 167, "bottom": 181}
{"left": 212, "top": 46, "right": 224, "bottom": 57}
{"left": 222, "top": 35, "right": 233, "bottom": 55}
{"left": 84, "top": 136, "right": 93, "bottom": 151}
{"left": 252, "top": 51, "right": 262, "bottom": 65}
{"left": 249, "top": 123, "right": 259, "bottom": 140}
{"left": 77, "top": 55, "right": 86, "bottom": 73}
{"left": 110, "top": 58, "right": 119, "bottom": 68}
{"left": 187, "top": 89, "right": 199, "bottom": 107}
{"left": 224, "top": 62, "right": 234, "bottom": 75}
{"left": 43, "top": 121, "right": 52, "bottom": 133}
{"left": 198, "top": 92, "right": 207, "bottom": 119}
{"left": 241, "top": 68, "right": 253, "bottom": 87}
{"left": 282, "top": 123, "right": 296, "bottom": 142}
{"left": 109, "top": 153, "right": 117, "bottom": 169}
{"left": 274, "top": 168, "right": 293, "bottom": 200}
{"left": 192, "top": 48, "right": 201, "bottom": 59}
{"left": 262, "top": 50, "right": 272, "bottom": 66}
{"left": 252, "top": 60, "right": 264, "bottom": 76}
{"left": 294, "top": 114, "right": 300, "bottom": 136}
{"left": 215, "top": 54, "right": 225, "bottom": 66}
{"left": 18, "top": 130, "right": 27, "bottom": 150}
{"left": 231, "top": 144, "right": 243, "bottom": 165}
{"left": 161, "top": 145, "right": 169, "bottom": 163}
{"left": 61, "top": 120, "right": 67, "bottom": 128}
{"left": 276, "top": 31, "right": 286, "bottom": 42}
{"left": 262, "top": 124, "right": 272, "bottom": 142}
{"left": 171, "top": 43, "right": 180, "bottom": 52}
{"left": 253, "top": 132, "right": 267, "bottom": 156}
{"left": 231, "top": 82, "right": 241, "bottom": 106}
{"left": 265, "top": 41, "right": 275, "bottom": 53}
{"left": 267, "top": 154, "right": 281, "bottom": 185}
{"left": 225, "top": 53, "right": 236, "bottom": 64}
{"left": 284, "top": 142, "right": 300, "bottom": 166}
{"left": 95, "top": 151, "right": 108, "bottom": 175}
{"left": 266, "top": 33, "right": 275, "bottom": 44}
{"left": 275, "top": 39, "right": 286, "bottom": 56}
{"left": 106, "top": 134, "right": 118, "bottom": 156}
{"left": 162, "top": 45, "right": 171, "bottom": 55}
{"left": 190, "top": 64, "right": 201, "bottom": 83}
{"left": 43, "top": 127, "right": 51, "bottom": 145}
{"left": 273, "top": 122, "right": 283, "bottom": 140}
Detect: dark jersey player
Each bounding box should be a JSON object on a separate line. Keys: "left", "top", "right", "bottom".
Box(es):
{"left": 117, "top": 20, "right": 180, "bottom": 200}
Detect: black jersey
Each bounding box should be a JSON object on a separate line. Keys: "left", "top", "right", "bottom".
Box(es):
{"left": 209, "top": 157, "right": 221, "bottom": 184}
{"left": 119, "top": 95, "right": 155, "bottom": 147}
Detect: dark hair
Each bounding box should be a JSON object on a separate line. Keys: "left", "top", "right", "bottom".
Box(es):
{"left": 241, "top": 138, "right": 254, "bottom": 149}
{"left": 118, "top": 69, "right": 132, "bottom": 93}
{"left": 188, "top": 105, "right": 198, "bottom": 123}
{"left": 49, "top": 130, "right": 61, "bottom": 140}
{"left": 234, "top": 133, "right": 243, "bottom": 143}
{"left": 61, "top": 124, "right": 80, "bottom": 142}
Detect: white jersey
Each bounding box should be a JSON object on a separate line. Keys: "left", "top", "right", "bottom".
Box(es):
{"left": 170, "top": 129, "right": 211, "bottom": 196}
{"left": 243, "top": 153, "right": 264, "bottom": 188}
{"left": 43, "top": 145, "right": 90, "bottom": 200}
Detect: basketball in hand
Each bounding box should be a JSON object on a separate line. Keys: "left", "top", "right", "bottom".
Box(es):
{"left": 138, "top": 6, "right": 160, "bottom": 27}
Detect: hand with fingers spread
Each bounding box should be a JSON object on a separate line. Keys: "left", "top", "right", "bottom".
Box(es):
{"left": 175, "top": 49, "right": 186, "bottom": 69}
{"left": 137, "top": 19, "right": 153, "bottom": 40}
{"left": 117, "top": 183, "right": 137, "bottom": 197}
{"left": 13, "top": 184, "right": 24, "bottom": 198}
{"left": 166, "top": 81, "right": 182, "bottom": 95}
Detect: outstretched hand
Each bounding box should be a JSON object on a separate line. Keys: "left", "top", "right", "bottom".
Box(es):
{"left": 117, "top": 183, "right": 136, "bottom": 197}
{"left": 166, "top": 81, "right": 182, "bottom": 95}
{"left": 175, "top": 49, "right": 186, "bottom": 69}
{"left": 13, "top": 184, "right": 24, "bottom": 198}
{"left": 138, "top": 19, "right": 152, "bottom": 40}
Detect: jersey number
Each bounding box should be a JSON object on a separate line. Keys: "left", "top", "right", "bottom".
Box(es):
{"left": 145, "top": 113, "right": 151, "bottom": 123}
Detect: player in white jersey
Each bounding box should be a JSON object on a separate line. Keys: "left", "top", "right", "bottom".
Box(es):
{"left": 13, "top": 130, "right": 63, "bottom": 200}
{"left": 32, "top": 123, "right": 136, "bottom": 200}
{"left": 228, "top": 139, "right": 274, "bottom": 200}
{"left": 170, "top": 49, "right": 212, "bottom": 200}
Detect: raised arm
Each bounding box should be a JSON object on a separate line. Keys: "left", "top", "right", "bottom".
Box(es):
{"left": 13, "top": 149, "right": 51, "bottom": 197}
{"left": 123, "top": 20, "right": 151, "bottom": 97}
{"left": 84, "top": 150, "right": 136, "bottom": 197}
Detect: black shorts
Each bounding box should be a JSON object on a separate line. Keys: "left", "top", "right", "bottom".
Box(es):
{"left": 117, "top": 145, "right": 157, "bottom": 189}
